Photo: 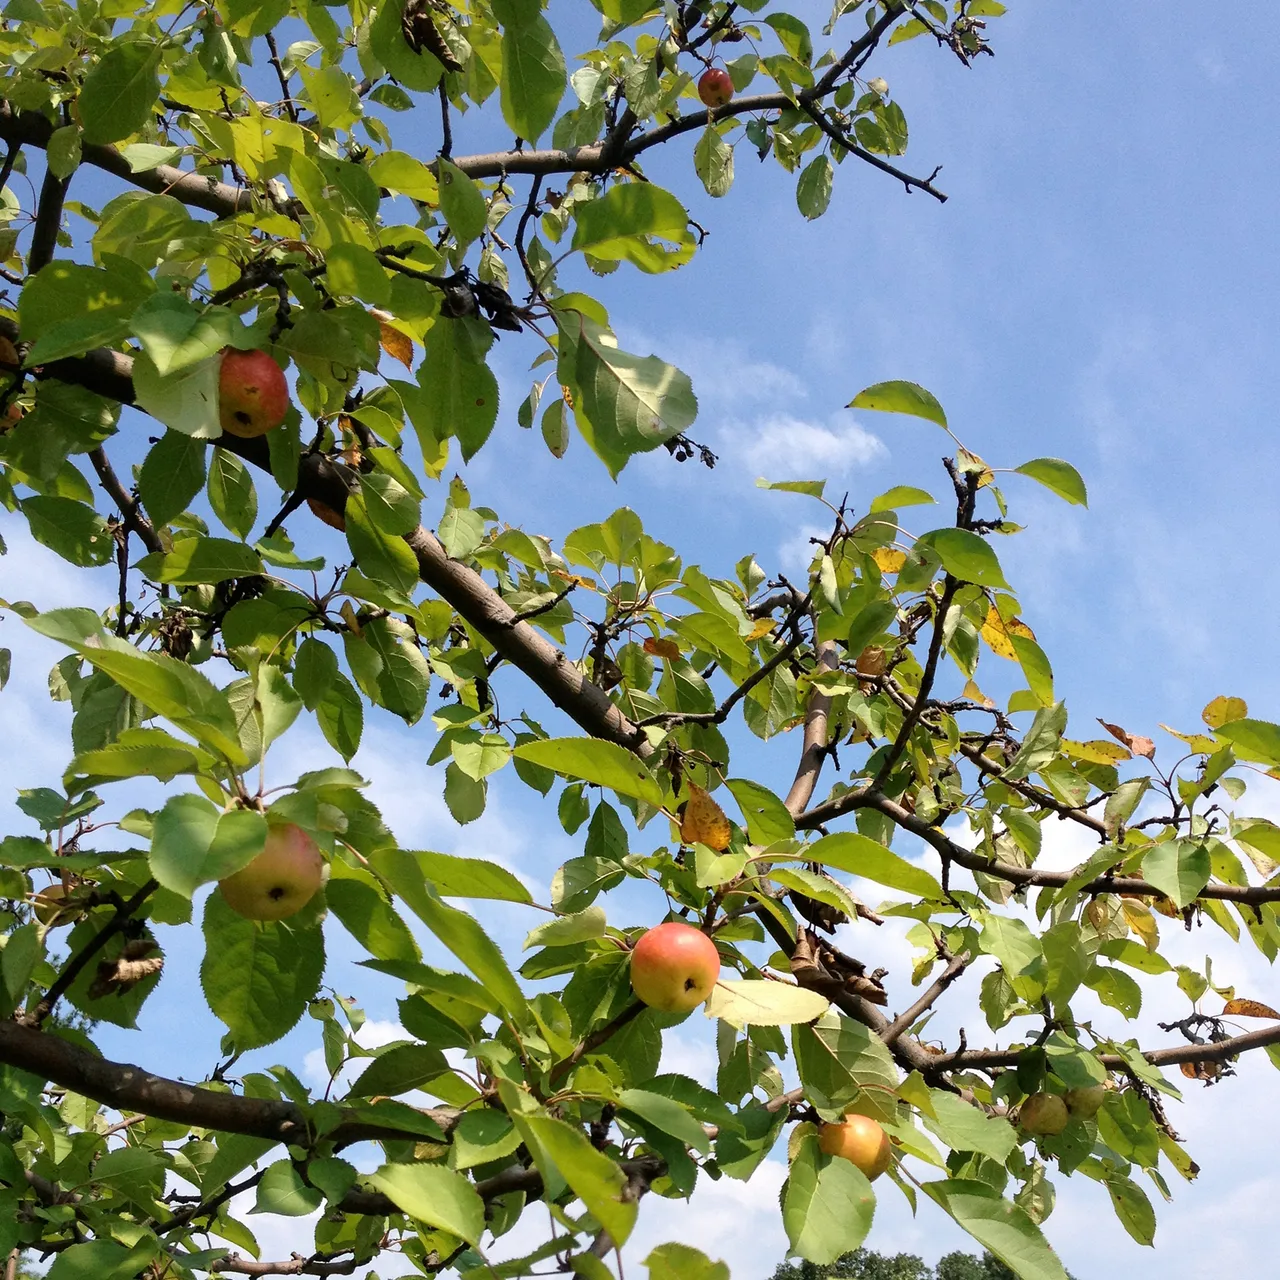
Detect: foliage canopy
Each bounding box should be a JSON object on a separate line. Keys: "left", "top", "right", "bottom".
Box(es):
{"left": 0, "top": 1, "right": 1278, "bottom": 1278}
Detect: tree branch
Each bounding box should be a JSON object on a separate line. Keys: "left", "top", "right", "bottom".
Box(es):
{"left": 795, "top": 786, "right": 1280, "bottom": 905}
{"left": 208, "top": 1251, "right": 358, "bottom": 1276}
{"left": 784, "top": 638, "right": 840, "bottom": 816}
{"left": 88, "top": 447, "right": 164, "bottom": 555}
{"left": 881, "top": 953, "right": 970, "bottom": 1047}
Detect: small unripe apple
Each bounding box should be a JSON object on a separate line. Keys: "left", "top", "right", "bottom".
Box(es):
{"left": 218, "top": 348, "right": 290, "bottom": 439}
{"left": 1018, "top": 1092, "right": 1069, "bottom": 1136}
{"left": 818, "top": 1114, "right": 892, "bottom": 1181}
{"left": 1064, "top": 1085, "right": 1106, "bottom": 1120}
{"left": 629, "top": 921, "right": 720, "bottom": 1013}
{"left": 697, "top": 67, "right": 733, "bottom": 109}
{"left": 218, "top": 822, "right": 324, "bottom": 921}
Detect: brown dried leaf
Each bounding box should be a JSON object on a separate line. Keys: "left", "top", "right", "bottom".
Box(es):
{"left": 980, "top": 606, "right": 1036, "bottom": 660}
{"left": 1098, "top": 719, "right": 1156, "bottom": 760}
{"left": 872, "top": 547, "right": 906, "bottom": 574}
{"left": 1180, "top": 1060, "right": 1223, "bottom": 1082}
{"left": 642, "top": 636, "right": 680, "bottom": 660}
{"left": 1221, "top": 998, "right": 1280, "bottom": 1019}
{"left": 1202, "top": 696, "right": 1248, "bottom": 729}
{"left": 0, "top": 334, "right": 19, "bottom": 371}
{"left": 855, "top": 645, "right": 887, "bottom": 677}
{"left": 373, "top": 313, "right": 415, "bottom": 370}
{"left": 679, "top": 782, "right": 732, "bottom": 852}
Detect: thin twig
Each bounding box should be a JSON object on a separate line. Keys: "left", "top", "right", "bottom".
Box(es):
{"left": 264, "top": 32, "right": 299, "bottom": 122}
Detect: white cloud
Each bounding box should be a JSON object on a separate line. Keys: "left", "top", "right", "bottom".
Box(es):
{"left": 733, "top": 411, "right": 888, "bottom": 480}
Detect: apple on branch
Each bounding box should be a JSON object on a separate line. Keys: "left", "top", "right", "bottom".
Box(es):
{"left": 1018, "top": 1092, "right": 1069, "bottom": 1136}
{"left": 218, "top": 347, "right": 291, "bottom": 439}
{"left": 817, "top": 1113, "right": 893, "bottom": 1181}
{"left": 629, "top": 921, "right": 721, "bottom": 1013}
{"left": 697, "top": 67, "right": 733, "bottom": 109}
{"left": 218, "top": 822, "right": 325, "bottom": 921}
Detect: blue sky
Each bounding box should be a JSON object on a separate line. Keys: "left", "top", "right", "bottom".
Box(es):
{"left": 2, "top": 2, "right": 1280, "bottom": 1276}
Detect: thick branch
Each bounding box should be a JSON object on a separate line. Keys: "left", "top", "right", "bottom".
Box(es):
{"left": 0, "top": 104, "right": 258, "bottom": 218}
{"left": 0, "top": 1021, "right": 455, "bottom": 1147}
{"left": 209, "top": 1253, "right": 358, "bottom": 1277}
{"left": 784, "top": 638, "right": 839, "bottom": 816}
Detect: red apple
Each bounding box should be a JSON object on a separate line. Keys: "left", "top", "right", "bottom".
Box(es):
{"left": 697, "top": 67, "right": 733, "bottom": 109}
{"left": 218, "top": 822, "right": 324, "bottom": 921}
{"left": 218, "top": 347, "right": 290, "bottom": 439}
{"left": 630, "top": 921, "right": 720, "bottom": 1013}
{"left": 1018, "top": 1092, "right": 1069, "bottom": 1136}
{"left": 818, "top": 1114, "right": 893, "bottom": 1181}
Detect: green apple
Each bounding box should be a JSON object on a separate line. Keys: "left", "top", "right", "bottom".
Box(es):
{"left": 629, "top": 921, "right": 720, "bottom": 1013}
{"left": 1064, "top": 1085, "right": 1106, "bottom": 1120}
{"left": 1019, "top": 1092, "right": 1069, "bottom": 1136}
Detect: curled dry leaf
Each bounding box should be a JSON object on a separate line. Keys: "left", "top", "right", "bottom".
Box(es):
{"left": 855, "top": 645, "right": 887, "bottom": 677}
{"left": 1180, "top": 1060, "right": 1224, "bottom": 1082}
{"left": 1221, "top": 998, "right": 1280, "bottom": 1019}
{"left": 89, "top": 939, "right": 163, "bottom": 999}
{"left": 372, "top": 311, "right": 415, "bottom": 370}
{"left": 1098, "top": 718, "right": 1156, "bottom": 760}
{"left": 679, "top": 782, "right": 732, "bottom": 852}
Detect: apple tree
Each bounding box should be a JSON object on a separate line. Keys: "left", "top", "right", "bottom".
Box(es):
{"left": 1, "top": 1, "right": 1279, "bottom": 1278}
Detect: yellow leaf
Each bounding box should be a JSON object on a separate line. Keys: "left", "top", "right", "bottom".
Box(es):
{"left": 340, "top": 600, "right": 363, "bottom": 637}
{"left": 746, "top": 617, "right": 776, "bottom": 642}
{"left": 1221, "top": 998, "right": 1280, "bottom": 1019}
{"left": 980, "top": 606, "right": 1035, "bottom": 660}
{"left": 551, "top": 570, "right": 598, "bottom": 591}
{"left": 642, "top": 636, "right": 680, "bottom": 660}
{"left": 872, "top": 547, "right": 906, "bottom": 574}
{"left": 1121, "top": 898, "right": 1159, "bottom": 950}
{"left": 679, "top": 782, "right": 732, "bottom": 852}
{"left": 1158, "top": 724, "right": 1217, "bottom": 754}
{"left": 957, "top": 446, "right": 994, "bottom": 488}
{"left": 961, "top": 679, "right": 995, "bottom": 709}
{"left": 1062, "top": 738, "right": 1131, "bottom": 765}
{"left": 1202, "top": 696, "right": 1248, "bottom": 729}
{"left": 1098, "top": 719, "right": 1155, "bottom": 760}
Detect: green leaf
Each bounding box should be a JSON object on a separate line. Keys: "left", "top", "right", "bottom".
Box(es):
{"left": 494, "top": 0, "right": 566, "bottom": 142}
{"left": 137, "top": 536, "right": 263, "bottom": 585}
{"left": 138, "top": 430, "right": 207, "bottom": 527}
{"left": 512, "top": 1111, "right": 638, "bottom": 1247}
{"left": 417, "top": 316, "right": 500, "bottom": 461}
{"left": 369, "top": 1162, "right": 484, "bottom": 1245}
{"left": 725, "top": 778, "right": 795, "bottom": 845}
{"left": 694, "top": 126, "right": 735, "bottom": 198}
{"left": 437, "top": 158, "right": 488, "bottom": 245}
{"left": 783, "top": 1133, "right": 875, "bottom": 1264}
{"left": 806, "top": 831, "right": 942, "bottom": 899}
{"left": 316, "top": 672, "right": 363, "bottom": 761}
{"left": 524, "top": 905, "right": 607, "bottom": 949}
{"left": 619, "top": 1088, "right": 711, "bottom": 1154}
{"left": 207, "top": 447, "right": 258, "bottom": 540}
{"left": 555, "top": 310, "right": 697, "bottom": 476}
{"left": 849, "top": 380, "right": 947, "bottom": 428}
{"left": 1141, "top": 839, "right": 1211, "bottom": 909}
{"left": 570, "top": 184, "right": 696, "bottom": 273}
{"left": 150, "top": 795, "right": 268, "bottom": 898}
{"left": 922, "top": 1179, "right": 1070, "bottom": 1280}
{"left": 1216, "top": 718, "right": 1280, "bottom": 765}
{"left": 47, "top": 1240, "right": 158, "bottom": 1280}
{"left": 513, "top": 737, "right": 664, "bottom": 806}
{"left": 437, "top": 505, "right": 486, "bottom": 559}
{"left": 253, "top": 1161, "right": 323, "bottom": 1216}
{"left": 922, "top": 1089, "right": 1018, "bottom": 1161}
{"left": 796, "top": 153, "right": 833, "bottom": 219}
{"left": 370, "top": 848, "right": 528, "bottom": 1018}
{"left": 130, "top": 294, "right": 244, "bottom": 376}
{"left": 20, "top": 496, "right": 113, "bottom": 567}
{"left": 704, "top": 980, "right": 829, "bottom": 1028}
{"left": 132, "top": 350, "right": 222, "bottom": 439}
{"left": 645, "top": 1243, "right": 729, "bottom": 1280}
{"left": 870, "top": 485, "right": 937, "bottom": 513}
{"left": 1014, "top": 458, "right": 1088, "bottom": 507}
{"left": 792, "top": 1013, "right": 899, "bottom": 1117}
{"left": 979, "top": 915, "right": 1046, "bottom": 1002}
{"left": 345, "top": 490, "right": 421, "bottom": 596}
{"left": 79, "top": 43, "right": 162, "bottom": 145}
{"left": 1106, "top": 1175, "right": 1156, "bottom": 1246}
{"left": 326, "top": 867, "right": 421, "bottom": 965}
{"left": 200, "top": 891, "right": 325, "bottom": 1050}
{"left": 413, "top": 850, "right": 532, "bottom": 902}
{"left": 348, "top": 1043, "right": 450, "bottom": 1098}
{"left": 47, "top": 125, "right": 82, "bottom": 179}
{"left": 756, "top": 478, "right": 826, "bottom": 499}
{"left": 923, "top": 528, "right": 1009, "bottom": 588}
